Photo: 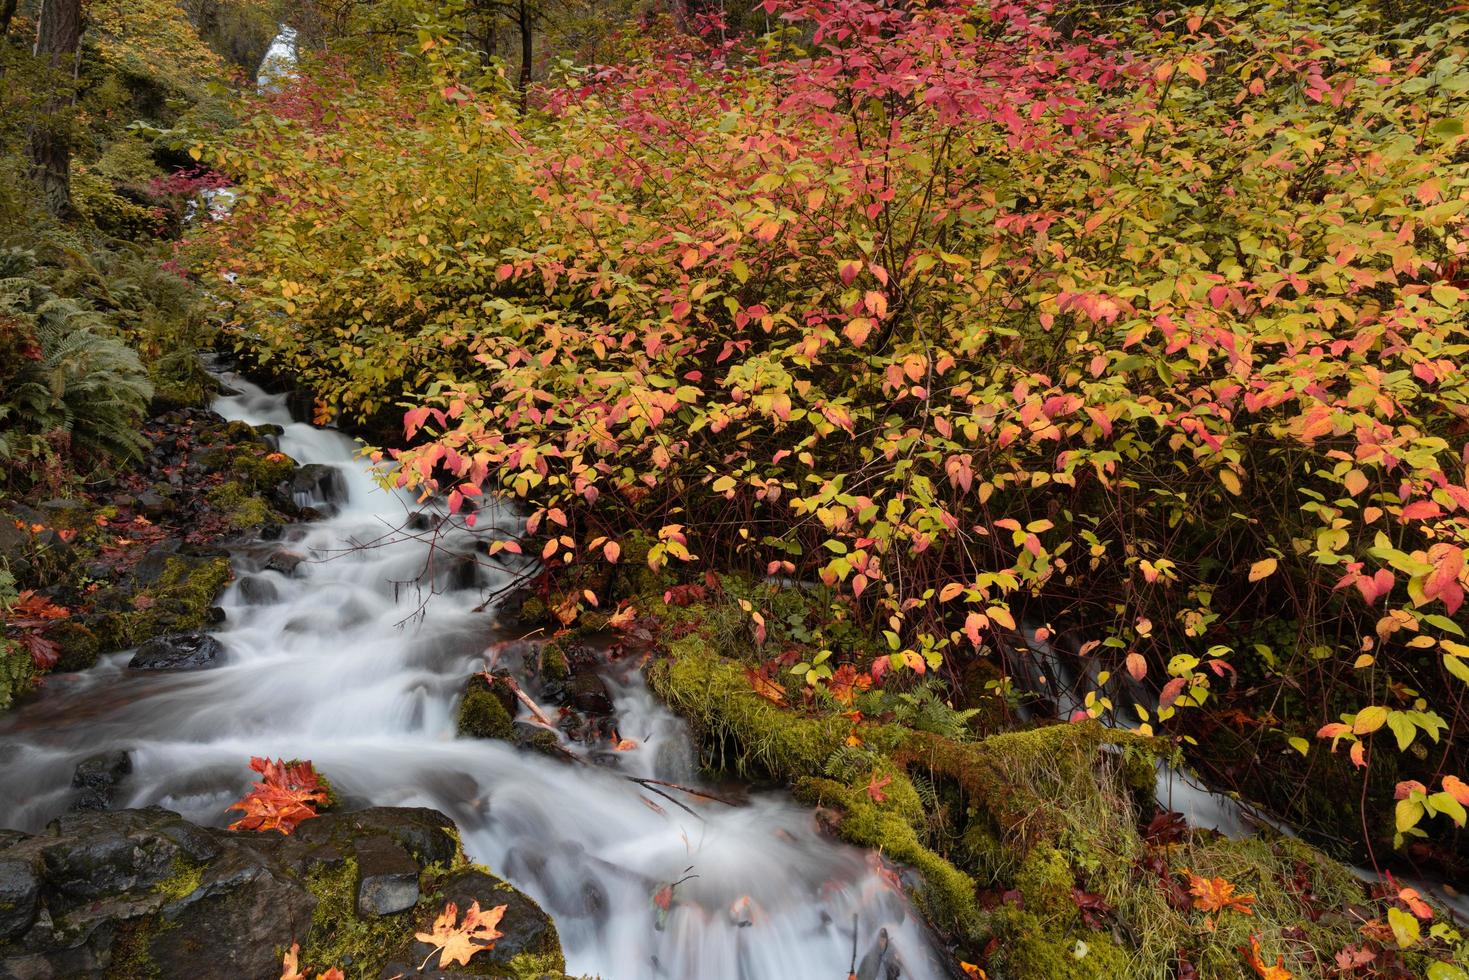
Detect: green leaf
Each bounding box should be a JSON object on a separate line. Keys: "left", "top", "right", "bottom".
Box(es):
{"left": 1287, "top": 736, "right": 1310, "bottom": 756}
{"left": 711, "top": 476, "right": 737, "bottom": 493}
{"left": 1446, "top": 654, "right": 1469, "bottom": 686}
{"left": 1431, "top": 117, "right": 1465, "bottom": 137}
{"left": 1427, "top": 962, "right": 1468, "bottom": 980}
{"left": 1386, "top": 711, "right": 1416, "bottom": 751}
{"left": 1429, "top": 791, "right": 1467, "bottom": 827}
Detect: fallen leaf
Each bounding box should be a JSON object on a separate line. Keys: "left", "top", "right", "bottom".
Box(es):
{"left": 1188, "top": 872, "right": 1256, "bottom": 915}
{"left": 227, "top": 758, "right": 330, "bottom": 835}
{"left": 415, "top": 901, "right": 506, "bottom": 969}
{"left": 1242, "top": 935, "right": 1292, "bottom": 980}
{"left": 866, "top": 772, "right": 893, "bottom": 803}
{"left": 745, "top": 667, "right": 787, "bottom": 705}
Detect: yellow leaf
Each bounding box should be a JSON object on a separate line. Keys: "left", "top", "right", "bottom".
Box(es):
{"left": 1353, "top": 705, "right": 1389, "bottom": 734}
{"left": 1248, "top": 558, "right": 1277, "bottom": 582}
{"left": 1219, "top": 469, "right": 1243, "bottom": 495}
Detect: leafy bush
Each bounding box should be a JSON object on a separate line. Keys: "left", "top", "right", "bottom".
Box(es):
{"left": 203, "top": 0, "right": 1469, "bottom": 850}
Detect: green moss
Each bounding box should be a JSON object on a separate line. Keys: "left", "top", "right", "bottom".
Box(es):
{"left": 1014, "top": 844, "right": 1074, "bottom": 918}
{"left": 155, "top": 859, "right": 205, "bottom": 903}
{"left": 0, "top": 637, "right": 37, "bottom": 711}
{"left": 539, "top": 640, "right": 569, "bottom": 682}
{"left": 206, "top": 481, "right": 273, "bottom": 530}
{"left": 796, "top": 775, "right": 982, "bottom": 940}
{"left": 992, "top": 907, "right": 1135, "bottom": 980}
{"left": 649, "top": 640, "right": 852, "bottom": 779}
{"left": 505, "top": 950, "right": 569, "bottom": 979}
{"left": 92, "top": 554, "right": 233, "bottom": 656}
{"left": 228, "top": 450, "right": 296, "bottom": 492}
{"left": 458, "top": 687, "right": 516, "bottom": 740}
{"left": 104, "top": 913, "right": 165, "bottom": 980}
{"left": 302, "top": 858, "right": 410, "bottom": 978}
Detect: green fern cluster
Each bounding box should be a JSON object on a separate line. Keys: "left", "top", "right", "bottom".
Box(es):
{"left": 0, "top": 250, "right": 154, "bottom": 478}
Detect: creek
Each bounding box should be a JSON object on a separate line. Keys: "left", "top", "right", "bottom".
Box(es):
{"left": 0, "top": 371, "right": 953, "bottom": 980}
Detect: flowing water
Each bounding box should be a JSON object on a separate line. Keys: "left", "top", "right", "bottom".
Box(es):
{"left": 0, "top": 372, "right": 952, "bottom": 980}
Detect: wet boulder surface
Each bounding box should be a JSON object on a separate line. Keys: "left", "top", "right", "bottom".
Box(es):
{"left": 0, "top": 806, "right": 568, "bottom": 980}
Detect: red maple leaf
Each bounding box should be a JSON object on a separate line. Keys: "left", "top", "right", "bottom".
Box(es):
{"left": 227, "top": 757, "right": 329, "bottom": 835}
{"left": 866, "top": 772, "right": 892, "bottom": 803}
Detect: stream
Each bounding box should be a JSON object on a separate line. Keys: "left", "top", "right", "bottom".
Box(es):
{"left": 0, "top": 371, "right": 952, "bottom": 980}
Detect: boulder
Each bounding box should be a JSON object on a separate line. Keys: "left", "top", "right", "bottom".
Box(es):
{"left": 564, "top": 673, "right": 614, "bottom": 716}
{"left": 70, "top": 750, "right": 132, "bottom": 812}
{"left": 128, "top": 632, "right": 222, "bottom": 670}
{"left": 264, "top": 549, "right": 307, "bottom": 577}
{"left": 0, "top": 806, "right": 566, "bottom": 979}
{"left": 381, "top": 869, "right": 565, "bottom": 979}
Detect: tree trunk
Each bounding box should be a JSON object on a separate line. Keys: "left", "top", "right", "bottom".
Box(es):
{"left": 2, "top": 0, "right": 19, "bottom": 38}
{"left": 517, "top": 0, "right": 531, "bottom": 113}
{"left": 29, "top": 0, "right": 83, "bottom": 220}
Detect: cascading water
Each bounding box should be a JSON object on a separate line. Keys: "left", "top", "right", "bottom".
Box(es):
{"left": 0, "top": 371, "right": 952, "bottom": 980}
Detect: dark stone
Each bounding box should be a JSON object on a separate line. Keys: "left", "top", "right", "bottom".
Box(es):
{"left": 70, "top": 750, "right": 132, "bottom": 811}
{"left": 382, "top": 869, "right": 563, "bottom": 980}
{"left": 565, "top": 673, "right": 614, "bottom": 716}
{"left": 354, "top": 836, "right": 420, "bottom": 917}
{"left": 292, "top": 808, "right": 461, "bottom": 868}
{"left": 204, "top": 606, "right": 227, "bottom": 625}
{"left": 264, "top": 549, "right": 306, "bottom": 576}
{"left": 135, "top": 490, "right": 177, "bottom": 519}
{"left": 406, "top": 510, "right": 439, "bottom": 532}
{"left": 286, "top": 464, "right": 344, "bottom": 509}
{"left": 237, "top": 575, "right": 278, "bottom": 605}
{"left": 128, "top": 631, "right": 223, "bottom": 670}
{"left": 0, "top": 858, "right": 39, "bottom": 941}
{"left": 0, "top": 805, "right": 561, "bottom": 980}
{"left": 258, "top": 522, "right": 285, "bottom": 541}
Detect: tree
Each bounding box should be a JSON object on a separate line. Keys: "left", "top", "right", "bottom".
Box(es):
{"left": 29, "top": 0, "right": 82, "bottom": 219}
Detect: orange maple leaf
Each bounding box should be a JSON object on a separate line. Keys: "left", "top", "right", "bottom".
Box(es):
{"left": 1242, "top": 935, "right": 1292, "bottom": 980}
{"left": 279, "top": 943, "right": 345, "bottom": 980}
{"left": 866, "top": 772, "right": 892, "bottom": 804}
{"left": 745, "top": 667, "right": 787, "bottom": 706}
{"left": 827, "top": 663, "right": 872, "bottom": 706}
{"left": 1187, "top": 872, "right": 1255, "bottom": 915}
{"left": 960, "top": 963, "right": 988, "bottom": 979}
{"left": 415, "top": 900, "right": 506, "bottom": 969}
{"left": 227, "top": 757, "right": 329, "bottom": 835}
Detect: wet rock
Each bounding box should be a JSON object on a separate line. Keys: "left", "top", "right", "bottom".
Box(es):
{"left": 458, "top": 677, "right": 516, "bottom": 741}
{"left": 406, "top": 510, "right": 439, "bottom": 532}
{"left": 237, "top": 575, "right": 279, "bottom": 605}
{"left": 128, "top": 631, "right": 222, "bottom": 670}
{"left": 0, "top": 806, "right": 563, "bottom": 979}
{"left": 284, "top": 463, "right": 344, "bottom": 509}
{"left": 354, "top": 836, "right": 420, "bottom": 916}
{"left": 512, "top": 721, "right": 571, "bottom": 760}
{"left": 565, "top": 673, "right": 614, "bottom": 716}
{"left": 258, "top": 522, "right": 285, "bottom": 541}
{"left": 382, "top": 869, "right": 564, "bottom": 980}
{"left": 71, "top": 750, "right": 132, "bottom": 812}
{"left": 265, "top": 549, "right": 307, "bottom": 576}
{"left": 0, "top": 857, "right": 39, "bottom": 941}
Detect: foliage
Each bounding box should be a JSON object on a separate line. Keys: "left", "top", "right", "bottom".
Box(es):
{"left": 227, "top": 756, "right": 331, "bottom": 834}
{"left": 414, "top": 900, "right": 507, "bottom": 970}
{"left": 0, "top": 264, "right": 155, "bottom": 478}
{"left": 202, "top": 0, "right": 1469, "bottom": 848}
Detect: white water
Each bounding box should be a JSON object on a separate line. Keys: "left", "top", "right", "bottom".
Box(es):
{"left": 257, "top": 25, "right": 299, "bottom": 91}
{"left": 0, "top": 373, "right": 950, "bottom": 980}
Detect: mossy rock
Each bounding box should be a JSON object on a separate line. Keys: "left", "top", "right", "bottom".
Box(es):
{"left": 83, "top": 554, "right": 233, "bottom": 665}
{"left": 49, "top": 619, "right": 102, "bottom": 673}
{"left": 458, "top": 684, "right": 516, "bottom": 741}
{"left": 205, "top": 481, "right": 273, "bottom": 530}
{"left": 539, "top": 640, "right": 569, "bottom": 682}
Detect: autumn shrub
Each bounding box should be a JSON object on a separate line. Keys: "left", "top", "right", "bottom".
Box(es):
{"left": 202, "top": 0, "right": 1469, "bottom": 853}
